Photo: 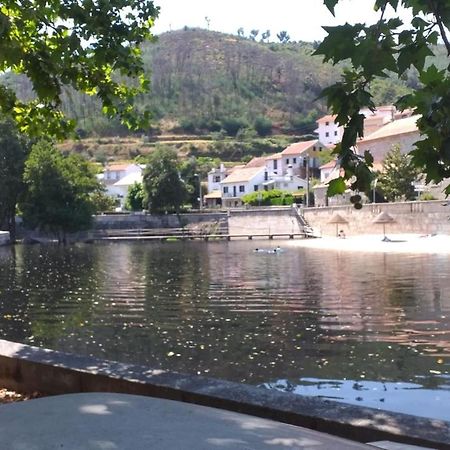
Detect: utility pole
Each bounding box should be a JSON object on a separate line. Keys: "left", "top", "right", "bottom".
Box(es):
{"left": 306, "top": 156, "right": 310, "bottom": 207}
{"left": 195, "top": 173, "right": 203, "bottom": 211}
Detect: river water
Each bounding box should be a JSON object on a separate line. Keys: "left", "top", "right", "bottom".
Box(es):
{"left": 0, "top": 240, "right": 449, "bottom": 421}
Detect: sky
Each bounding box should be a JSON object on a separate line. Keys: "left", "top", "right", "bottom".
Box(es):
{"left": 152, "top": 0, "right": 412, "bottom": 42}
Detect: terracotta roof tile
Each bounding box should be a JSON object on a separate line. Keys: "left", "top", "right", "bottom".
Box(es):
{"left": 282, "top": 139, "right": 319, "bottom": 156}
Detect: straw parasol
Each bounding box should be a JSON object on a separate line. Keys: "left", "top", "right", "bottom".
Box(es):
{"left": 328, "top": 212, "right": 348, "bottom": 237}
{"left": 372, "top": 211, "right": 395, "bottom": 240}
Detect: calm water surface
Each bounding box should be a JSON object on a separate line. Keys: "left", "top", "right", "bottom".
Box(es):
{"left": 0, "top": 241, "right": 449, "bottom": 420}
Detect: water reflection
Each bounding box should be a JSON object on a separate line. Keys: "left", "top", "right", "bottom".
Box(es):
{"left": 263, "top": 376, "right": 450, "bottom": 421}
{"left": 0, "top": 241, "right": 449, "bottom": 420}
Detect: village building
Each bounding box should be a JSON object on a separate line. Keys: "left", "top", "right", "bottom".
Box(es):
{"left": 220, "top": 166, "right": 267, "bottom": 208}
{"left": 98, "top": 163, "right": 143, "bottom": 208}
{"left": 356, "top": 115, "right": 420, "bottom": 162}
{"left": 314, "top": 114, "right": 342, "bottom": 146}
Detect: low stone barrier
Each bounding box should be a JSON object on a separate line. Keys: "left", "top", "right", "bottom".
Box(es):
{"left": 0, "top": 339, "right": 448, "bottom": 449}
{"left": 304, "top": 200, "right": 450, "bottom": 237}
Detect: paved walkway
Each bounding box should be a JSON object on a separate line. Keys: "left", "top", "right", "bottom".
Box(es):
{"left": 0, "top": 392, "right": 375, "bottom": 449}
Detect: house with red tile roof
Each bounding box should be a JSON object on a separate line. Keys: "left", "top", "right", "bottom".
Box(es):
{"left": 280, "top": 139, "right": 326, "bottom": 179}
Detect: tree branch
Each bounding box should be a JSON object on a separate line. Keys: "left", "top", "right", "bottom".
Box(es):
{"left": 429, "top": 0, "right": 450, "bottom": 55}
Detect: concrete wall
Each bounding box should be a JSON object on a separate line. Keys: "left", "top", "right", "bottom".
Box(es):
{"left": 0, "top": 231, "right": 10, "bottom": 245}
{"left": 93, "top": 212, "right": 227, "bottom": 230}
{"left": 228, "top": 207, "right": 302, "bottom": 235}
{"left": 304, "top": 200, "right": 450, "bottom": 237}
{"left": 0, "top": 339, "right": 447, "bottom": 449}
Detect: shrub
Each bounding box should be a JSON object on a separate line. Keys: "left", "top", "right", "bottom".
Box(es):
{"left": 254, "top": 116, "right": 272, "bottom": 136}
{"left": 221, "top": 117, "right": 247, "bottom": 136}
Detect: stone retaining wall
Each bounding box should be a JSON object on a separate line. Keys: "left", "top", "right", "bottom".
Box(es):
{"left": 304, "top": 200, "right": 450, "bottom": 237}
{"left": 0, "top": 339, "right": 448, "bottom": 449}
{"left": 93, "top": 212, "right": 227, "bottom": 229}
{"left": 228, "top": 207, "right": 302, "bottom": 235}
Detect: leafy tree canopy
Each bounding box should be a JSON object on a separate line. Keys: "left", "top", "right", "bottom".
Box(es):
{"left": 0, "top": 0, "right": 159, "bottom": 137}
{"left": 125, "top": 182, "right": 145, "bottom": 211}
{"left": 316, "top": 0, "right": 450, "bottom": 198}
{"left": 0, "top": 116, "right": 30, "bottom": 240}
{"left": 20, "top": 140, "right": 101, "bottom": 240}
{"left": 143, "top": 146, "right": 188, "bottom": 213}
{"left": 377, "top": 144, "right": 419, "bottom": 201}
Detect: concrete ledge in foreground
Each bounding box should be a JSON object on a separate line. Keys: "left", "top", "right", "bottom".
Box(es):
{"left": 0, "top": 392, "right": 374, "bottom": 449}
{"left": 0, "top": 339, "right": 448, "bottom": 449}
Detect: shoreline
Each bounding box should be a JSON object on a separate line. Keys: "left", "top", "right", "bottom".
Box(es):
{"left": 291, "top": 233, "right": 450, "bottom": 254}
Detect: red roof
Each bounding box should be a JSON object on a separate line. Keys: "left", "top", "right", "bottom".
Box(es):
{"left": 281, "top": 139, "right": 319, "bottom": 156}
{"left": 316, "top": 114, "right": 337, "bottom": 124}
{"left": 320, "top": 159, "right": 337, "bottom": 170}
{"left": 245, "top": 156, "right": 267, "bottom": 168}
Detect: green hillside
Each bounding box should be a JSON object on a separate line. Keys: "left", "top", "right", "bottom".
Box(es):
{"left": 4, "top": 28, "right": 413, "bottom": 139}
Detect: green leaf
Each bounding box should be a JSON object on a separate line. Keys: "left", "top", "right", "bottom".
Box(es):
{"left": 327, "top": 177, "right": 347, "bottom": 196}
{"left": 324, "top": 0, "right": 340, "bottom": 15}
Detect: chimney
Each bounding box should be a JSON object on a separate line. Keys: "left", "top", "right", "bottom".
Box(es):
{"left": 287, "top": 165, "right": 294, "bottom": 178}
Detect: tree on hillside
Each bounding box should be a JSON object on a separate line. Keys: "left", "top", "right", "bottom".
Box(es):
{"left": 316, "top": 0, "right": 450, "bottom": 199}
{"left": 143, "top": 147, "right": 188, "bottom": 213}
{"left": 277, "top": 31, "right": 290, "bottom": 44}
{"left": 261, "top": 30, "right": 271, "bottom": 42}
{"left": 254, "top": 116, "right": 273, "bottom": 137}
{"left": 0, "top": 0, "right": 159, "bottom": 137}
{"left": 249, "top": 29, "right": 259, "bottom": 41}
{"left": 237, "top": 28, "right": 245, "bottom": 38}
{"left": 20, "top": 141, "right": 101, "bottom": 242}
{"left": 0, "top": 117, "right": 30, "bottom": 241}
{"left": 377, "top": 145, "right": 419, "bottom": 202}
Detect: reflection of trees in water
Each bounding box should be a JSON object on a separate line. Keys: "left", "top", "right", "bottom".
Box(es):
{"left": 0, "top": 241, "right": 449, "bottom": 389}
{"left": 0, "top": 246, "right": 32, "bottom": 342}
{"left": 0, "top": 244, "right": 101, "bottom": 349}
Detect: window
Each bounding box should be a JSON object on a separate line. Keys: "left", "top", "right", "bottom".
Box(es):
{"left": 293, "top": 158, "right": 297, "bottom": 164}
{"left": 254, "top": 185, "right": 258, "bottom": 192}
{"left": 334, "top": 130, "right": 338, "bottom": 136}
{"left": 313, "top": 146, "right": 316, "bottom": 151}
{"left": 223, "top": 186, "right": 228, "bottom": 194}
{"left": 214, "top": 175, "right": 221, "bottom": 183}
{"left": 319, "top": 147, "right": 322, "bottom": 151}
{"left": 325, "top": 132, "right": 329, "bottom": 137}
{"left": 325, "top": 121, "right": 329, "bottom": 126}
{"left": 286, "top": 158, "right": 289, "bottom": 164}
{"left": 239, "top": 185, "right": 245, "bottom": 193}
{"left": 273, "top": 160, "right": 278, "bottom": 170}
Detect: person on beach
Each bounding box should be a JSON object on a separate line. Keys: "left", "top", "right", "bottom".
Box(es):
{"left": 338, "top": 230, "right": 346, "bottom": 239}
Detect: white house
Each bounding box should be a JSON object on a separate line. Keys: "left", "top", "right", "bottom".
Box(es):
{"left": 280, "top": 139, "right": 326, "bottom": 179}
{"left": 319, "top": 159, "right": 338, "bottom": 183}
{"left": 315, "top": 106, "right": 411, "bottom": 146}
{"left": 264, "top": 166, "right": 308, "bottom": 192}
{"left": 207, "top": 163, "right": 228, "bottom": 193}
{"left": 221, "top": 166, "right": 266, "bottom": 208}
{"left": 315, "top": 115, "right": 342, "bottom": 145}
{"left": 100, "top": 163, "right": 143, "bottom": 207}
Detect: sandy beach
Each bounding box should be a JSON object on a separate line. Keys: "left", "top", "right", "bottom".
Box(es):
{"left": 292, "top": 233, "right": 450, "bottom": 254}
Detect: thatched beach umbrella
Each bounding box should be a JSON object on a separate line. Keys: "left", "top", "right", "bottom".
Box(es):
{"left": 373, "top": 211, "right": 395, "bottom": 240}
{"left": 328, "top": 212, "right": 348, "bottom": 237}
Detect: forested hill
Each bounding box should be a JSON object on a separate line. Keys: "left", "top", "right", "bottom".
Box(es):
{"left": 4, "top": 28, "right": 414, "bottom": 137}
